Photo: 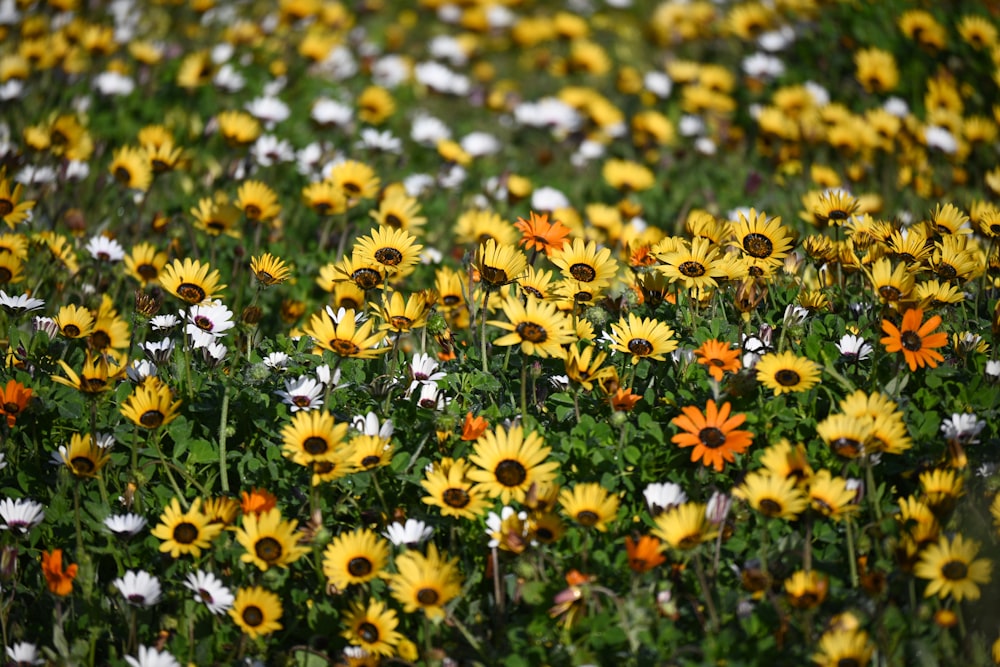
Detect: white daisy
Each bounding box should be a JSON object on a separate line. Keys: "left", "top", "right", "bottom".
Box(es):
{"left": 410, "top": 114, "right": 451, "bottom": 146}
{"left": 94, "top": 71, "right": 135, "bottom": 96}
{"left": 836, "top": 334, "right": 873, "bottom": 362}
{"left": 262, "top": 352, "right": 290, "bottom": 370}
{"left": 355, "top": 127, "right": 402, "bottom": 154}
{"left": 986, "top": 359, "right": 1000, "bottom": 378}
{"left": 0, "top": 290, "right": 44, "bottom": 315}
{"left": 5, "top": 642, "right": 43, "bottom": 666}
{"left": 104, "top": 513, "right": 147, "bottom": 537}
{"left": 275, "top": 375, "right": 324, "bottom": 412}
{"left": 251, "top": 134, "right": 295, "bottom": 167}
{"left": 530, "top": 186, "right": 570, "bottom": 212}
{"left": 461, "top": 132, "right": 500, "bottom": 157}
{"left": 125, "top": 646, "right": 180, "bottom": 667}
{"left": 244, "top": 96, "right": 290, "bottom": 127}
{"left": 485, "top": 506, "right": 527, "bottom": 548}
{"left": 32, "top": 316, "right": 59, "bottom": 338}
{"left": 311, "top": 98, "right": 353, "bottom": 128}
{"left": 113, "top": 570, "right": 162, "bottom": 607}
{"left": 384, "top": 519, "right": 434, "bottom": 548}
{"left": 142, "top": 338, "right": 175, "bottom": 364}
{"left": 185, "top": 302, "right": 235, "bottom": 347}
{"left": 705, "top": 491, "right": 731, "bottom": 524}
{"left": 371, "top": 54, "right": 410, "bottom": 88}
{"left": 941, "top": 413, "right": 986, "bottom": 444}
{"left": 0, "top": 497, "right": 44, "bottom": 533}
{"left": 416, "top": 383, "right": 449, "bottom": 411}
{"left": 126, "top": 359, "right": 157, "bottom": 383}
{"left": 183, "top": 571, "right": 235, "bottom": 615}
{"left": 405, "top": 353, "right": 446, "bottom": 398}
{"left": 352, "top": 411, "right": 394, "bottom": 439}
{"left": 149, "top": 314, "right": 181, "bottom": 331}
{"left": 643, "top": 482, "right": 687, "bottom": 515}
{"left": 201, "top": 341, "right": 227, "bottom": 368}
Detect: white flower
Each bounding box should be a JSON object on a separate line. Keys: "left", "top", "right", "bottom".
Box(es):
{"left": 5, "top": 642, "right": 42, "bottom": 665}
{"left": 485, "top": 506, "right": 527, "bottom": 548}
{"left": 438, "top": 164, "right": 466, "bottom": 189}
{"left": 410, "top": 114, "right": 451, "bottom": 146}
{"left": 371, "top": 54, "right": 410, "bottom": 88}
{"left": 95, "top": 432, "right": 115, "bottom": 449}
{"left": 643, "top": 71, "right": 672, "bottom": 98}
{"left": 694, "top": 137, "right": 717, "bottom": 155}
{"left": 678, "top": 115, "right": 705, "bottom": 137}
{"left": 201, "top": 341, "right": 227, "bottom": 367}
{"left": 804, "top": 81, "right": 830, "bottom": 106}
{"left": 406, "top": 353, "right": 446, "bottom": 397}
{"left": 883, "top": 96, "right": 909, "bottom": 118}
{"left": 356, "top": 127, "right": 402, "bottom": 154}
{"left": 986, "top": 359, "right": 1000, "bottom": 378}
{"left": 185, "top": 303, "right": 235, "bottom": 347}
{"left": 384, "top": 519, "right": 434, "bottom": 547}
{"left": 114, "top": 571, "right": 162, "bottom": 607}
{"left": 143, "top": 338, "right": 175, "bottom": 365}
{"left": 403, "top": 173, "right": 435, "bottom": 196}
{"left": 530, "top": 186, "right": 570, "bottom": 212}
{"left": 318, "top": 46, "right": 358, "bottom": 80}
{"left": 15, "top": 165, "right": 57, "bottom": 185}
{"left": 244, "top": 96, "right": 290, "bottom": 127}
{"left": 643, "top": 482, "right": 687, "bottom": 514}
{"left": 924, "top": 125, "right": 957, "bottom": 154}
{"left": 0, "top": 80, "right": 23, "bottom": 101}
{"left": 941, "top": 413, "right": 986, "bottom": 444}
{"left": 213, "top": 64, "right": 245, "bottom": 92}
{"left": 104, "top": 513, "right": 147, "bottom": 537}
{"left": 276, "top": 376, "right": 324, "bottom": 412}
{"left": 32, "top": 315, "right": 59, "bottom": 338}
{"left": 314, "top": 364, "right": 345, "bottom": 389}
{"left": 126, "top": 359, "right": 157, "bottom": 383}
{"left": 150, "top": 314, "right": 180, "bottom": 331}
{"left": 94, "top": 71, "right": 135, "bottom": 96}
{"left": 0, "top": 452, "right": 5, "bottom": 470}
{"left": 460, "top": 132, "right": 500, "bottom": 157}
{"left": 416, "top": 383, "right": 449, "bottom": 411}
{"left": 262, "top": 352, "right": 290, "bottom": 370}
{"left": 414, "top": 61, "right": 470, "bottom": 96}
{"left": 836, "top": 334, "right": 872, "bottom": 361}
{"left": 251, "top": 134, "right": 294, "bottom": 166}
{"left": 782, "top": 304, "right": 810, "bottom": 327}
{"left": 486, "top": 4, "right": 515, "bottom": 28}
{"left": 183, "top": 571, "right": 234, "bottom": 615}
{"left": 513, "top": 98, "right": 581, "bottom": 132}
{"left": 757, "top": 26, "right": 795, "bottom": 51}
{"left": 742, "top": 52, "right": 785, "bottom": 79}
{"left": 296, "top": 142, "right": 324, "bottom": 176}
{"left": 0, "top": 290, "right": 44, "bottom": 315}
{"left": 705, "top": 491, "right": 731, "bottom": 524}
{"left": 66, "top": 160, "right": 90, "bottom": 180}
{"left": 429, "top": 34, "right": 469, "bottom": 66}
{"left": 0, "top": 498, "right": 44, "bottom": 533}
{"left": 352, "top": 411, "right": 394, "bottom": 439}
{"left": 125, "top": 646, "right": 180, "bottom": 667}
{"left": 311, "top": 98, "right": 353, "bottom": 128}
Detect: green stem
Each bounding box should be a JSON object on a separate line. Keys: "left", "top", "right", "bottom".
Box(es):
{"left": 692, "top": 551, "right": 719, "bottom": 632}
{"left": 151, "top": 430, "right": 188, "bottom": 507}
{"left": 218, "top": 382, "right": 231, "bottom": 493}
{"left": 479, "top": 288, "right": 490, "bottom": 374}
{"left": 845, "top": 518, "right": 859, "bottom": 588}
{"left": 520, "top": 361, "right": 528, "bottom": 418}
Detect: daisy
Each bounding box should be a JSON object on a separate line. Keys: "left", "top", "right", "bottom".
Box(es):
{"left": 416, "top": 383, "right": 449, "bottom": 411}
{"left": 643, "top": 482, "right": 688, "bottom": 515}
{"left": 104, "top": 513, "right": 147, "bottom": 537}
{"left": 941, "top": 413, "right": 986, "bottom": 444}
{"left": 384, "top": 519, "right": 434, "bottom": 548}
{"left": 836, "top": 334, "right": 872, "bottom": 361}
{"left": 0, "top": 290, "right": 44, "bottom": 315}
{"left": 5, "top": 643, "right": 42, "bottom": 666}
{"left": 149, "top": 314, "right": 180, "bottom": 331}
{"left": 275, "top": 376, "right": 324, "bottom": 412}
{"left": 245, "top": 95, "right": 290, "bottom": 127}
{"left": 202, "top": 341, "right": 227, "bottom": 368}
{"left": 352, "top": 411, "right": 394, "bottom": 439}
{"left": 262, "top": 352, "right": 289, "bottom": 371}
{"left": 125, "top": 646, "right": 180, "bottom": 667}
{"left": 0, "top": 497, "right": 44, "bottom": 533}
{"left": 184, "top": 570, "right": 235, "bottom": 615}
{"left": 250, "top": 134, "right": 294, "bottom": 166}
{"left": 113, "top": 570, "right": 162, "bottom": 607}
{"left": 185, "top": 302, "right": 235, "bottom": 347}
{"left": 142, "top": 338, "right": 175, "bottom": 364}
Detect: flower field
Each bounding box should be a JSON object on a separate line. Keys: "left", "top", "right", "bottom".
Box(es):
{"left": 3, "top": 0, "right": 1000, "bottom": 664}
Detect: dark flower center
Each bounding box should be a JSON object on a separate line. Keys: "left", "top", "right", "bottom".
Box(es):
{"left": 758, "top": 498, "right": 783, "bottom": 517}
{"left": 84, "top": 378, "right": 108, "bottom": 392}
{"left": 941, "top": 559, "right": 968, "bottom": 581}
{"left": 569, "top": 263, "right": 597, "bottom": 282}
{"left": 358, "top": 621, "right": 379, "bottom": 643}
{"left": 522, "top": 286, "right": 543, "bottom": 299}
{"left": 331, "top": 339, "right": 361, "bottom": 356}
{"left": 828, "top": 209, "right": 850, "bottom": 221}
{"left": 535, "top": 527, "right": 555, "bottom": 542}
{"left": 244, "top": 204, "right": 261, "bottom": 219}
{"left": 343, "top": 181, "right": 361, "bottom": 195}
{"left": 352, "top": 268, "right": 382, "bottom": 290}
{"left": 480, "top": 265, "right": 509, "bottom": 286}
{"left": 194, "top": 315, "right": 214, "bottom": 331}
{"left": 900, "top": 331, "right": 923, "bottom": 352}
{"left": 91, "top": 330, "right": 111, "bottom": 349}
{"left": 361, "top": 455, "right": 381, "bottom": 468}
{"left": 242, "top": 605, "right": 264, "bottom": 627}
{"left": 384, "top": 214, "right": 402, "bottom": 228}
{"left": 63, "top": 324, "right": 81, "bottom": 337}
{"left": 71, "top": 456, "right": 95, "bottom": 474}
{"left": 197, "top": 588, "right": 214, "bottom": 604}
{"left": 774, "top": 369, "right": 801, "bottom": 386}
{"left": 878, "top": 286, "right": 902, "bottom": 301}
{"left": 140, "top": 410, "right": 165, "bottom": 428}
{"left": 0, "top": 268, "right": 12, "bottom": 283}
{"left": 348, "top": 556, "right": 373, "bottom": 577}
{"left": 374, "top": 247, "right": 403, "bottom": 266}
{"left": 292, "top": 396, "right": 313, "bottom": 408}
{"left": 679, "top": 261, "right": 706, "bottom": 277}
{"left": 3, "top": 402, "right": 20, "bottom": 414}
{"left": 516, "top": 321, "right": 548, "bottom": 343}
{"left": 936, "top": 264, "right": 957, "bottom": 280}
{"left": 443, "top": 488, "right": 470, "bottom": 508}
{"left": 699, "top": 427, "right": 726, "bottom": 449}
{"left": 576, "top": 510, "right": 599, "bottom": 527}
{"left": 174, "top": 522, "right": 199, "bottom": 544}
{"left": 831, "top": 437, "right": 863, "bottom": 458}
{"left": 495, "top": 459, "right": 527, "bottom": 487}
{"left": 416, "top": 588, "right": 439, "bottom": 605}
{"left": 176, "top": 283, "right": 207, "bottom": 303}
{"left": 114, "top": 166, "right": 132, "bottom": 184}
{"left": 390, "top": 316, "right": 412, "bottom": 330}
{"left": 442, "top": 294, "right": 461, "bottom": 306}
{"left": 303, "top": 437, "right": 327, "bottom": 455}
{"left": 627, "top": 338, "right": 653, "bottom": 356}
{"left": 743, "top": 233, "right": 774, "bottom": 258}
{"left": 255, "top": 537, "right": 283, "bottom": 563}
{"left": 137, "top": 264, "right": 158, "bottom": 280}
{"left": 0, "top": 201, "right": 12, "bottom": 216}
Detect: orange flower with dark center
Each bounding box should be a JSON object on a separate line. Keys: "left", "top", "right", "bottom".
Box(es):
{"left": 693, "top": 340, "right": 741, "bottom": 381}
{"left": 461, "top": 412, "right": 489, "bottom": 441}
{"left": 880, "top": 307, "right": 948, "bottom": 371}
{"left": 513, "top": 211, "right": 571, "bottom": 256}
{"left": 671, "top": 399, "right": 753, "bottom": 472}
{"left": 625, "top": 535, "right": 666, "bottom": 573}
{"left": 628, "top": 244, "right": 659, "bottom": 268}
{"left": 0, "top": 379, "right": 31, "bottom": 427}
{"left": 609, "top": 387, "right": 641, "bottom": 412}
{"left": 241, "top": 488, "right": 278, "bottom": 515}
{"left": 41, "top": 549, "right": 78, "bottom": 596}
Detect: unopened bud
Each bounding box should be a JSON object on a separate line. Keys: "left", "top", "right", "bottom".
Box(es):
{"left": 242, "top": 305, "right": 262, "bottom": 325}
{"left": 134, "top": 290, "right": 161, "bottom": 318}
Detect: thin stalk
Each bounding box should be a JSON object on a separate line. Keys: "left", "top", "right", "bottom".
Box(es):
{"left": 218, "top": 382, "right": 231, "bottom": 493}
{"left": 845, "top": 518, "right": 859, "bottom": 588}
{"left": 479, "top": 288, "right": 490, "bottom": 374}
{"left": 520, "top": 362, "right": 528, "bottom": 418}
{"left": 151, "top": 431, "right": 188, "bottom": 507}
{"left": 692, "top": 551, "right": 720, "bottom": 632}
{"left": 803, "top": 515, "right": 813, "bottom": 572}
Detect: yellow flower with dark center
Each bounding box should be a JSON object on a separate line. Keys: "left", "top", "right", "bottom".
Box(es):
{"left": 731, "top": 208, "right": 794, "bottom": 272}
{"left": 235, "top": 180, "right": 281, "bottom": 222}
{"left": 341, "top": 599, "right": 402, "bottom": 657}
{"left": 867, "top": 412, "right": 912, "bottom": 455}
{"left": 437, "top": 139, "right": 471, "bottom": 166}
{"left": 0, "top": 233, "right": 28, "bottom": 260}
{"left": 854, "top": 47, "right": 898, "bottom": 92}
{"left": 866, "top": 257, "right": 915, "bottom": 304}
{"left": 608, "top": 313, "right": 678, "bottom": 363}
{"left": 435, "top": 267, "right": 467, "bottom": 311}
{"left": 389, "top": 543, "right": 463, "bottom": 620}
{"left": 176, "top": 50, "right": 213, "bottom": 89}
{"left": 109, "top": 145, "right": 152, "bottom": 191}
{"left": 816, "top": 413, "right": 873, "bottom": 459}
{"left": 235, "top": 507, "right": 310, "bottom": 571}
{"left": 528, "top": 512, "right": 565, "bottom": 545}
{"left": 370, "top": 191, "right": 425, "bottom": 232}
{"left": 216, "top": 110, "right": 261, "bottom": 145}
{"left": 734, "top": 470, "right": 809, "bottom": 520}
{"left": 897, "top": 495, "right": 938, "bottom": 531}
{"left": 919, "top": 468, "right": 964, "bottom": 516}
{"left": 930, "top": 203, "right": 971, "bottom": 236}
{"left": 250, "top": 253, "right": 291, "bottom": 287}
{"left": 0, "top": 252, "right": 25, "bottom": 286}
{"left": 914, "top": 534, "right": 992, "bottom": 602}
{"left": 59, "top": 433, "right": 110, "bottom": 479}
{"left": 958, "top": 15, "right": 998, "bottom": 50}
{"left": 898, "top": 10, "right": 947, "bottom": 50}
{"left": 658, "top": 238, "right": 727, "bottom": 290}
{"left": 550, "top": 238, "right": 619, "bottom": 289}
{"left": 191, "top": 194, "right": 242, "bottom": 238}
{"left": 229, "top": 586, "right": 282, "bottom": 638}
{"left": 812, "top": 629, "right": 874, "bottom": 667}
{"left": 322, "top": 528, "right": 390, "bottom": 591}
{"left": 55, "top": 304, "right": 95, "bottom": 339}
{"left": 475, "top": 240, "right": 527, "bottom": 291}
{"left": 558, "top": 483, "right": 619, "bottom": 532}
{"left": 52, "top": 350, "right": 127, "bottom": 393}
{"left": 302, "top": 180, "right": 347, "bottom": 215}
{"left": 349, "top": 434, "right": 393, "bottom": 470}
{"left": 564, "top": 343, "right": 616, "bottom": 392}
{"left": 124, "top": 242, "right": 168, "bottom": 286}
{"left": 806, "top": 470, "right": 858, "bottom": 519}
{"left": 759, "top": 439, "right": 813, "bottom": 485}
{"left": 329, "top": 282, "right": 366, "bottom": 311}
{"left": 308, "top": 447, "right": 356, "bottom": 487}
{"left": 301, "top": 308, "right": 388, "bottom": 359}
{"left": 468, "top": 424, "right": 560, "bottom": 504}
{"left": 518, "top": 265, "right": 555, "bottom": 301}
{"left": 601, "top": 158, "right": 655, "bottom": 192}
{"left": 151, "top": 498, "right": 223, "bottom": 558}
{"left": 160, "top": 258, "right": 226, "bottom": 304}
{"left": 330, "top": 256, "right": 386, "bottom": 292}
{"left": 0, "top": 172, "right": 35, "bottom": 229}
{"left": 145, "top": 141, "right": 184, "bottom": 173}
{"left": 353, "top": 227, "right": 423, "bottom": 277}
{"left": 928, "top": 235, "right": 982, "bottom": 283}
{"left": 886, "top": 228, "right": 933, "bottom": 266}
{"left": 357, "top": 85, "right": 395, "bottom": 125}
{"left": 374, "top": 291, "right": 429, "bottom": 334}
{"left": 652, "top": 502, "right": 718, "bottom": 550}
{"left": 281, "top": 410, "right": 350, "bottom": 467}
{"left": 490, "top": 297, "right": 574, "bottom": 359}
{"left": 784, "top": 570, "right": 828, "bottom": 609}
{"left": 726, "top": 2, "right": 771, "bottom": 39}
{"left": 812, "top": 190, "right": 859, "bottom": 227}
{"left": 755, "top": 351, "right": 821, "bottom": 396}
{"left": 89, "top": 311, "right": 130, "bottom": 352}
{"left": 456, "top": 209, "right": 518, "bottom": 247}
{"left": 120, "top": 377, "right": 182, "bottom": 429}
{"left": 421, "top": 457, "right": 491, "bottom": 520}
{"left": 202, "top": 497, "right": 240, "bottom": 526}
{"left": 328, "top": 160, "right": 381, "bottom": 202}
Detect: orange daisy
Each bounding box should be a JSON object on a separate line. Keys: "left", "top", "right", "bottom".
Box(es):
{"left": 41, "top": 549, "right": 78, "bottom": 596}
{"left": 693, "top": 340, "right": 742, "bottom": 381}
{"left": 514, "top": 211, "right": 571, "bottom": 256}
{"left": 461, "top": 412, "right": 489, "bottom": 441}
{"left": 625, "top": 535, "right": 666, "bottom": 573}
{"left": 880, "top": 307, "right": 948, "bottom": 371}
{"left": 0, "top": 379, "right": 32, "bottom": 427}
{"left": 240, "top": 488, "right": 278, "bottom": 515}
{"left": 609, "top": 387, "right": 641, "bottom": 412}
{"left": 671, "top": 399, "right": 754, "bottom": 472}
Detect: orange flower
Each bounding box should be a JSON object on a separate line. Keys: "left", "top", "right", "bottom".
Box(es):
{"left": 609, "top": 387, "right": 641, "bottom": 412}
{"left": 240, "top": 488, "right": 278, "bottom": 515}
{"left": 625, "top": 535, "right": 666, "bottom": 573}
{"left": 41, "top": 549, "right": 78, "bottom": 596}
{"left": 880, "top": 307, "right": 948, "bottom": 371}
{"left": 671, "top": 400, "right": 754, "bottom": 472}
{"left": 693, "top": 340, "right": 741, "bottom": 381}
{"left": 628, "top": 244, "right": 659, "bottom": 268}
{"left": 0, "top": 379, "right": 32, "bottom": 427}
{"left": 514, "top": 211, "right": 571, "bottom": 256}
{"left": 461, "top": 412, "right": 489, "bottom": 441}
